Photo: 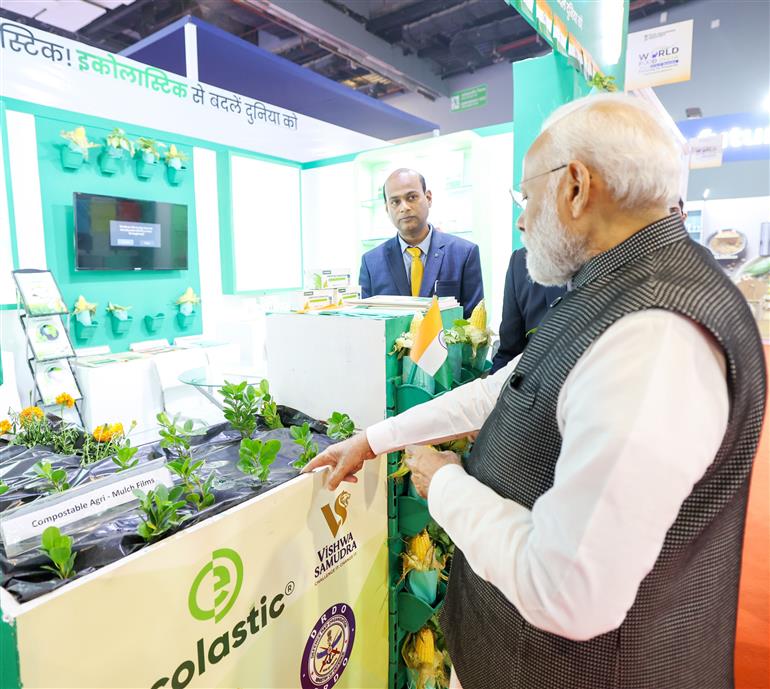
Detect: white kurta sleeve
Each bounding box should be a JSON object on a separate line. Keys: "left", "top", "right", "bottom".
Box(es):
{"left": 428, "top": 310, "right": 729, "bottom": 640}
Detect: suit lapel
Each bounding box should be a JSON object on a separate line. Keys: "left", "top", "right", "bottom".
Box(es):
{"left": 384, "top": 237, "right": 411, "bottom": 296}
{"left": 420, "top": 230, "right": 446, "bottom": 297}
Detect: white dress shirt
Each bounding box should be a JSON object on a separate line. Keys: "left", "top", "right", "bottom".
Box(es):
{"left": 367, "top": 309, "right": 729, "bottom": 641}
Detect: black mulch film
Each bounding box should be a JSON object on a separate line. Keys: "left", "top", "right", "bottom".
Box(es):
{"left": 0, "top": 406, "right": 334, "bottom": 603}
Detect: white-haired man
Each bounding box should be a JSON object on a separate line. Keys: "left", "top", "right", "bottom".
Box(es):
{"left": 304, "top": 94, "right": 766, "bottom": 689}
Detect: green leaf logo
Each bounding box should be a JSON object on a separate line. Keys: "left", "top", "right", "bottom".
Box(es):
{"left": 188, "top": 548, "right": 244, "bottom": 623}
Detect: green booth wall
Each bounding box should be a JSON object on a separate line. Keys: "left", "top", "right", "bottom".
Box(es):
{"left": 32, "top": 109, "right": 202, "bottom": 351}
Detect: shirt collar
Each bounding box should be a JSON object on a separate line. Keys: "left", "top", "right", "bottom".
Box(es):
{"left": 570, "top": 213, "right": 688, "bottom": 290}
{"left": 398, "top": 225, "right": 433, "bottom": 256}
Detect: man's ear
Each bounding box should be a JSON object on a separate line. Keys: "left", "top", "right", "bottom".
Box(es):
{"left": 565, "top": 161, "right": 591, "bottom": 218}
{"left": 425, "top": 190, "right": 432, "bottom": 206}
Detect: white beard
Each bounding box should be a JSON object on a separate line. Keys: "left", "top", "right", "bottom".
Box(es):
{"left": 521, "top": 178, "right": 592, "bottom": 286}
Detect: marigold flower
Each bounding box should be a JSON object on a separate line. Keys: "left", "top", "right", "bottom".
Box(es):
{"left": 55, "top": 392, "right": 75, "bottom": 408}
{"left": 0, "top": 419, "right": 12, "bottom": 435}
{"left": 19, "top": 406, "right": 44, "bottom": 426}
{"left": 92, "top": 422, "right": 125, "bottom": 443}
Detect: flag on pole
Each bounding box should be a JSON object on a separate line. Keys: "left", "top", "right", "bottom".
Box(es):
{"left": 409, "top": 296, "right": 453, "bottom": 390}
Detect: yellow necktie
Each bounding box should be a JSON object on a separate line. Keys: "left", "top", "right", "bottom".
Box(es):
{"left": 406, "top": 247, "right": 423, "bottom": 297}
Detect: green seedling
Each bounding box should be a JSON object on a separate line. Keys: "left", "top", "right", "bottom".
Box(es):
{"left": 327, "top": 411, "right": 355, "bottom": 440}
{"left": 133, "top": 484, "right": 186, "bottom": 541}
{"left": 238, "top": 438, "right": 281, "bottom": 482}
{"left": 10, "top": 415, "right": 53, "bottom": 449}
{"left": 40, "top": 526, "right": 76, "bottom": 579}
{"left": 220, "top": 381, "right": 260, "bottom": 439}
{"left": 167, "top": 455, "right": 216, "bottom": 510}
{"left": 156, "top": 412, "right": 192, "bottom": 453}
{"left": 290, "top": 423, "right": 318, "bottom": 469}
{"left": 112, "top": 443, "right": 139, "bottom": 471}
{"left": 258, "top": 379, "right": 283, "bottom": 430}
{"left": 33, "top": 460, "right": 69, "bottom": 493}
{"left": 52, "top": 424, "right": 80, "bottom": 456}
{"left": 0, "top": 481, "right": 9, "bottom": 496}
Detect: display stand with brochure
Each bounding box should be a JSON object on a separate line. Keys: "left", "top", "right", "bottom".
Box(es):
{"left": 12, "top": 270, "right": 84, "bottom": 421}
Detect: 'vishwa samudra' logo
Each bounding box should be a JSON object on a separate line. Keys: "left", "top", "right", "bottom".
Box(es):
{"left": 316, "top": 491, "right": 358, "bottom": 582}
{"left": 320, "top": 490, "right": 351, "bottom": 538}
{"left": 300, "top": 603, "right": 356, "bottom": 689}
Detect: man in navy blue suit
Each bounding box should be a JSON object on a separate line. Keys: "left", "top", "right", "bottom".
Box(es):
{"left": 490, "top": 247, "right": 566, "bottom": 373}
{"left": 359, "top": 168, "right": 484, "bottom": 319}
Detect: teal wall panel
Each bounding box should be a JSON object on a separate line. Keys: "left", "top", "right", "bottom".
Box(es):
{"left": 511, "top": 52, "right": 590, "bottom": 250}
{"left": 33, "top": 112, "right": 202, "bottom": 351}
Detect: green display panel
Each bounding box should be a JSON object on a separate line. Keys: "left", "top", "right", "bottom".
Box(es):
{"left": 511, "top": 52, "right": 591, "bottom": 249}
{"left": 33, "top": 112, "right": 202, "bottom": 351}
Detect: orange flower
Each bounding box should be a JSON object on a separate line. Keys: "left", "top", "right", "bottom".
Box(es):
{"left": 92, "top": 422, "right": 125, "bottom": 443}
{"left": 19, "top": 406, "right": 44, "bottom": 426}
{"left": 55, "top": 392, "right": 75, "bottom": 408}
{"left": 0, "top": 419, "right": 12, "bottom": 435}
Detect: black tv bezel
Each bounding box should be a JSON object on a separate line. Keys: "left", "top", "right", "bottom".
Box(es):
{"left": 73, "top": 191, "right": 189, "bottom": 272}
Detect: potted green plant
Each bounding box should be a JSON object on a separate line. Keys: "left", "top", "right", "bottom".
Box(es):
{"left": 72, "top": 295, "right": 98, "bottom": 341}
{"left": 175, "top": 287, "right": 200, "bottom": 329}
{"left": 59, "top": 126, "right": 100, "bottom": 170}
{"left": 163, "top": 144, "right": 189, "bottom": 185}
{"left": 106, "top": 302, "right": 133, "bottom": 336}
{"left": 143, "top": 312, "right": 166, "bottom": 334}
{"left": 99, "top": 127, "right": 134, "bottom": 175}
{"left": 134, "top": 137, "right": 166, "bottom": 180}
{"left": 587, "top": 73, "right": 618, "bottom": 94}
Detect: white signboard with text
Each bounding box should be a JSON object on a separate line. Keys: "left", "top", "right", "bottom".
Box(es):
{"left": 625, "top": 20, "right": 694, "bottom": 91}
{"left": 0, "top": 21, "right": 382, "bottom": 162}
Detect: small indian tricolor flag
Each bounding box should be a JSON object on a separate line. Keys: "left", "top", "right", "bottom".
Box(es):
{"left": 409, "top": 296, "right": 452, "bottom": 389}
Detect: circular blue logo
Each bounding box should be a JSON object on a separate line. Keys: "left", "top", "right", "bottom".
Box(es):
{"left": 300, "top": 603, "right": 356, "bottom": 689}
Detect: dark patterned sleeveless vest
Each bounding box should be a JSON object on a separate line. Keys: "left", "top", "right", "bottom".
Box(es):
{"left": 441, "top": 215, "right": 767, "bottom": 689}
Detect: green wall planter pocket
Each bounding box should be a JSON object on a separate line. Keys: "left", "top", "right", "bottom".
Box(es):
{"left": 109, "top": 314, "right": 133, "bottom": 336}
{"left": 447, "top": 343, "right": 463, "bottom": 384}
{"left": 60, "top": 147, "right": 84, "bottom": 170}
{"left": 144, "top": 313, "right": 166, "bottom": 333}
{"left": 99, "top": 150, "right": 123, "bottom": 175}
{"left": 74, "top": 320, "right": 99, "bottom": 342}
{"left": 176, "top": 311, "right": 195, "bottom": 330}
{"left": 398, "top": 495, "right": 430, "bottom": 537}
{"left": 461, "top": 343, "right": 489, "bottom": 370}
{"left": 395, "top": 384, "right": 445, "bottom": 414}
{"left": 135, "top": 158, "right": 158, "bottom": 180}
{"left": 166, "top": 166, "right": 186, "bottom": 185}
{"left": 397, "top": 582, "right": 446, "bottom": 633}
{"left": 406, "top": 569, "right": 439, "bottom": 606}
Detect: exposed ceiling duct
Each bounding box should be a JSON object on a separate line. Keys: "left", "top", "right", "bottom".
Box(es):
{"left": 0, "top": 0, "right": 698, "bottom": 99}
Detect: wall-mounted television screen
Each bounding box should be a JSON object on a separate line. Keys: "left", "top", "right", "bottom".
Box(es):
{"left": 74, "top": 192, "right": 188, "bottom": 271}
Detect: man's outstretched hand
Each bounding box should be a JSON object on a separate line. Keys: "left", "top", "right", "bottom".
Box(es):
{"left": 301, "top": 432, "right": 377, "bottom": 491}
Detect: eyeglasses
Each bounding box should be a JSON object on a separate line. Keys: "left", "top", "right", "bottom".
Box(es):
{"left": 509, "top": 164, "right": 568, "bottom": 211}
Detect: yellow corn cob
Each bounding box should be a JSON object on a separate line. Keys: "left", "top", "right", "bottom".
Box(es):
{"left": 414, "top": 627, "right": 435, "bottom": 666}
{"left": 408, "top": 530, "right": 432, "bottom": 561}
{"left": 409, "top": 311, "right": 423, "bottom": 338}
{"left": 469, "top": 299, "right": 487, "bottom": 330}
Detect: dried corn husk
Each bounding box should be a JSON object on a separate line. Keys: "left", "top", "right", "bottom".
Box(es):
{"left": 402, "top": 627, "right": 450, "bottom": 689}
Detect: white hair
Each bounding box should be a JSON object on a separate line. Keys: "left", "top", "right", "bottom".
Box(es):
{"left": 538, "top": 93, "right": 682, "bottom": 209}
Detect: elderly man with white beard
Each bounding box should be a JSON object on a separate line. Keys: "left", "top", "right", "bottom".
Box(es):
{"left": 303, "top": 94, "right": 766, "bottom": 689}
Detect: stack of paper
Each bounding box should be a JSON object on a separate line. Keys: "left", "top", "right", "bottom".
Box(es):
{"left": 343, "top": 295, "right": 460, "bottom": 311}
